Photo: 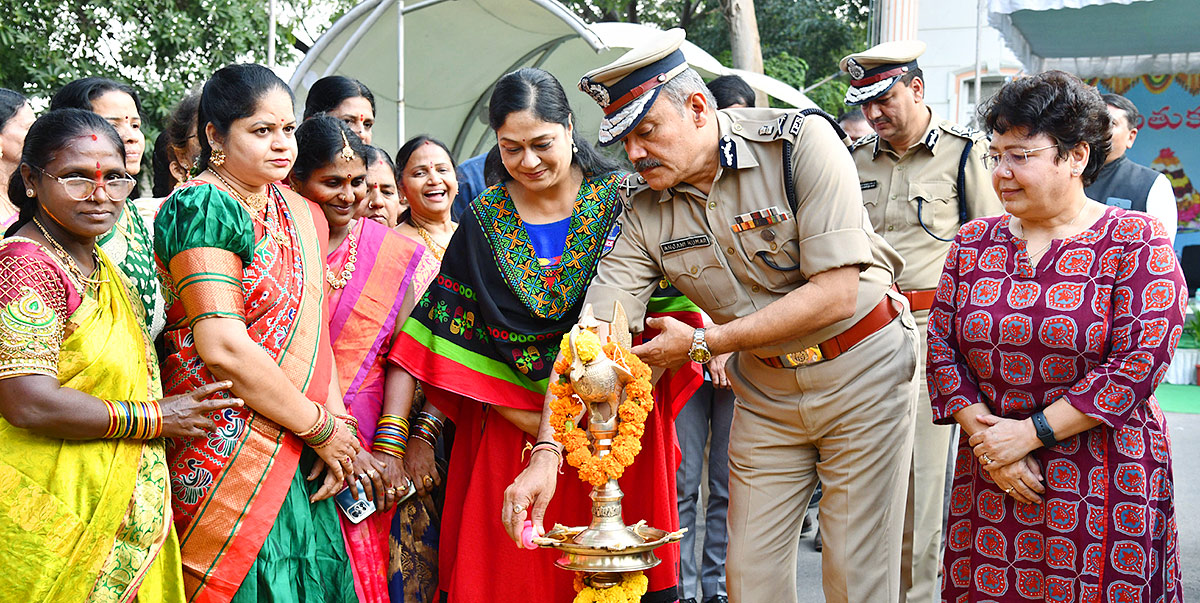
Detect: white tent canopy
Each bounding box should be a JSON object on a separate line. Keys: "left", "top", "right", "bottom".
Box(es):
{"left": 290, "top": 0, "right": 814, "bottom": 157}
{"left": 989, "top": 0, "right": 1200, "bottom": 77}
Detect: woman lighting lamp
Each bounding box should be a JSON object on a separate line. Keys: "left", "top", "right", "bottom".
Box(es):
{"left": 928, "top": 70, "right": 1185, "bottom": 601}
{"left": 0, "top": 108, "right": 239, "bottom": 602}
{"left": 154, "top": 63, "right": 364, "bottom": 602}
{"left": 389, "top": 67, "right": 700, "bottom": 601}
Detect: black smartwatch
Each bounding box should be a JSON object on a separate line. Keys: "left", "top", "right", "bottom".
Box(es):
{"left": 1030, "top": 411, "right": 1058, "bottom": 449}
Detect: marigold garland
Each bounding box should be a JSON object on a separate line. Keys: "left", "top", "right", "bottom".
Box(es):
{"left": 551, "top": 331, "right": 654, "bottom": 488}
{"left": 571, "top": 571, "right": 648, "bottom": 603}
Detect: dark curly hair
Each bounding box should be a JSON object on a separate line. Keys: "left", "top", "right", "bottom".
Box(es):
{"left": 980, "top": 70, "right": 1111, "bottom": 186}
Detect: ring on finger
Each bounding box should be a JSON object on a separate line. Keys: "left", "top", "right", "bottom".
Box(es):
{"left": 357, "top": 472, "right": 368, "bottom": 481}
{"left": 981, "top": 454, "right": 994, "bottom": 465}
{"left": 1004, "top": 487, "right": 1014, "bottom": 494}
{"left": 423, "top": 475, "right": 434, "bottom": 486}
{"left": 513, "top": 503, "right": 525, "bottom": 515}
{"left": 367, "top": 469, "right": 378, "bottom": 479}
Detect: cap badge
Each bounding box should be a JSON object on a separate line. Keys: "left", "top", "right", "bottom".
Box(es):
{"left": 579, "top": 78, "right": 611, "bottom": 108}
{"left": 847, "top": 58, "right": 865, "bottom": 80}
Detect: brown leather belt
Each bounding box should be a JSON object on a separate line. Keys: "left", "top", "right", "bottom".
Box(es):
{"left": 901, "top": 288, "right": 937, "bottom": 312}
{"left": 759, "top": 292, "right": 904, "bottom": 368}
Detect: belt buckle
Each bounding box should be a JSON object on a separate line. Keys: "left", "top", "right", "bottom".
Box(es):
{"left": 782, "top": 346, "right": 823, "bottom": 367}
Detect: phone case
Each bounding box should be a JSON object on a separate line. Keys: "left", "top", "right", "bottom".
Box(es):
{"left": 334, "top": 482, "right": 377, "bottom": 524}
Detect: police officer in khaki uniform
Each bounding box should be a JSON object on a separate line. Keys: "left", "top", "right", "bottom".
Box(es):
{"left": 840, "top": 40, "right": 1003, "bottom": 603}
{"left": 500, "top": 28, "right": 919, "bottom": 603}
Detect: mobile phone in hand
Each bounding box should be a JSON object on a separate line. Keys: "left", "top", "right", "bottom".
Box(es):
{"left": 334, "top": 481, "right": 376, "bottom": 524}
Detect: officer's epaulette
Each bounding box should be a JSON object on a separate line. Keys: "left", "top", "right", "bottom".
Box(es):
{"left": 616, "top": 171, "right": 654, "bottom": 208}
{"left": 939, "top": 120, "right": 986, "bottom": 141}
{"left": 850, "top": 132, "right": 878, "bottom": 151}
{"left": 722, "top": 108, "right": 808, "bottom": 144}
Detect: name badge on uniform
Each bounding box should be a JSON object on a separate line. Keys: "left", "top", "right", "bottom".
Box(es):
{"left": 731, "top": 206, "right": 789, "bottom": 233}
{"left": 860, "top": 180, "right": 878, "bottom": 191}
{"left": 661, "top": 234, "right": 711, "bottom": 254}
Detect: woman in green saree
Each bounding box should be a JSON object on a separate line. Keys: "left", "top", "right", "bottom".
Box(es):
{"left": 155, "top": 64, "right": 364, "bottom": 603}
{"left": 0, "top": 108, "right": 239, "bottom": 602}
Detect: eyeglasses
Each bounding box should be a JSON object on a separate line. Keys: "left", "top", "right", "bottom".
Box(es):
{"left": 31, "top": 165, "right": 137, "bottom": 201}
{"left": 981, "top": 144, "right": 1058, "bottom": 170}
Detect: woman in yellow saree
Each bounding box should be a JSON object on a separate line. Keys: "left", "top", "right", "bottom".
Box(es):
{"left": 0, "top": 109, "right": 237, "bottom": 602}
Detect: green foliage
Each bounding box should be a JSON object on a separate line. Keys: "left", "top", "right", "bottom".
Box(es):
{"left": 560, "top": 0, "right": 718, "bottom": 29}
{"left": 0, "top": 0, "right": 353, "bottom": 136}
{"left": 1184, "top": 311, "right": 1200, "bottom": 349}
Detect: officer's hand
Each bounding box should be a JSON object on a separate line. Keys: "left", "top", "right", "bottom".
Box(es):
{"left": 632, "top": 316, "right": 693, "bottom": 370}
{"left": 707, "top": 352, "right": 733, "bottom": 389}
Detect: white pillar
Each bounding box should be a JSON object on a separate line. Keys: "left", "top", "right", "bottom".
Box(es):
{"left": 396, "top": 0, "right": 405, "bottom": 145}
{"left": 878, "top": 0, "right": 918, "bottom": 42}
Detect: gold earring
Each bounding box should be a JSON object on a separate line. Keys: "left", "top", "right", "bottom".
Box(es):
{"left": 210, "top": 148, "right": 226, "bottom": 167}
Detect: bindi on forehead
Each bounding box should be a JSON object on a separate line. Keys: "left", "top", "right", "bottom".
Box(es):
{"left": 95, "top": 162, "right": 102, "bottom": 180}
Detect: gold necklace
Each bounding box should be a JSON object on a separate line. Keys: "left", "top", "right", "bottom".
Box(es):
{"left": 111, "top": 209, "right": 144, "bottom": 253}
{"left": 1015, "top": 201, "right": 1087, "bottom": 264}
{"left": 209, "top": 169, "right": 269, "bottom": 213}
{"left": 415, "top": 225, "right": 445, "bottom": 261}
{"left": 325, "top": 224, "right": 359, "bottom": 289}
{"left": 208, "top": 171, "right": 289, "bottom": 245}
{"left": 32, "top": 218, "right": 104, "bottom": 292}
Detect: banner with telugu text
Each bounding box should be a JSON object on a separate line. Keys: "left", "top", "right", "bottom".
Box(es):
{"left": 1087, "top": 74, "right": 1200, "bottom": 232}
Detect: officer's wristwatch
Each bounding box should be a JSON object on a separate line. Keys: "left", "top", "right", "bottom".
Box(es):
{"left": 688, "top": 328, "right": 712, "bottom": 364}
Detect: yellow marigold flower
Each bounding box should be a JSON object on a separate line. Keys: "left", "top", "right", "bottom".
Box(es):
{"left": 626, "top": 572, "right": 649, "bottom": 595}
{"left": 572, "top": 329, "right": 603, "bottom": 363}
{"left": 559, "top": 333, "right": 574, "bottom": 364}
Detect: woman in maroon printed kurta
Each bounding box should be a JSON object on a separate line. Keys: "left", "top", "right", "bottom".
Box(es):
{"left": 927, "top": 71, "right": 1185, "bottom": 603}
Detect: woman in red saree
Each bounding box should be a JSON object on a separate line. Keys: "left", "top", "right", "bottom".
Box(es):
{"left": 154, "top": 64, "right": 365, "bottom": 603}
{"left": 290, "top": 115, "right": 431, "bottom": 602}
{"left": 389, "top": 68, "right": 701, "bottom": 602}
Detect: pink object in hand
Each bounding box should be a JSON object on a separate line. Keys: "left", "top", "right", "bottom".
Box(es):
{"left": 521, "top": 520, "right": 538, "bottom": 550}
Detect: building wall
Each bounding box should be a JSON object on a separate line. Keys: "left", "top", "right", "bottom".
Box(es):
{"left": 916, "top": 0, "right": 1022, "bottom": 125}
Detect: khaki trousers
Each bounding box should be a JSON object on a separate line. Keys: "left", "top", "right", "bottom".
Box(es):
{"left": 900, "top": 312, "right": 958, "bottom": 603}
{"left": 725, "top": 315, "right": 919, "bottom": 603}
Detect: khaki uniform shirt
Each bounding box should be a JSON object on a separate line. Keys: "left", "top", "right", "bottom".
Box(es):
{"left": 851, "top": 110, "right": 1003, "bottom": 292}
{"left": 584, "top": 107, "right": 905, "bottom": 359}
